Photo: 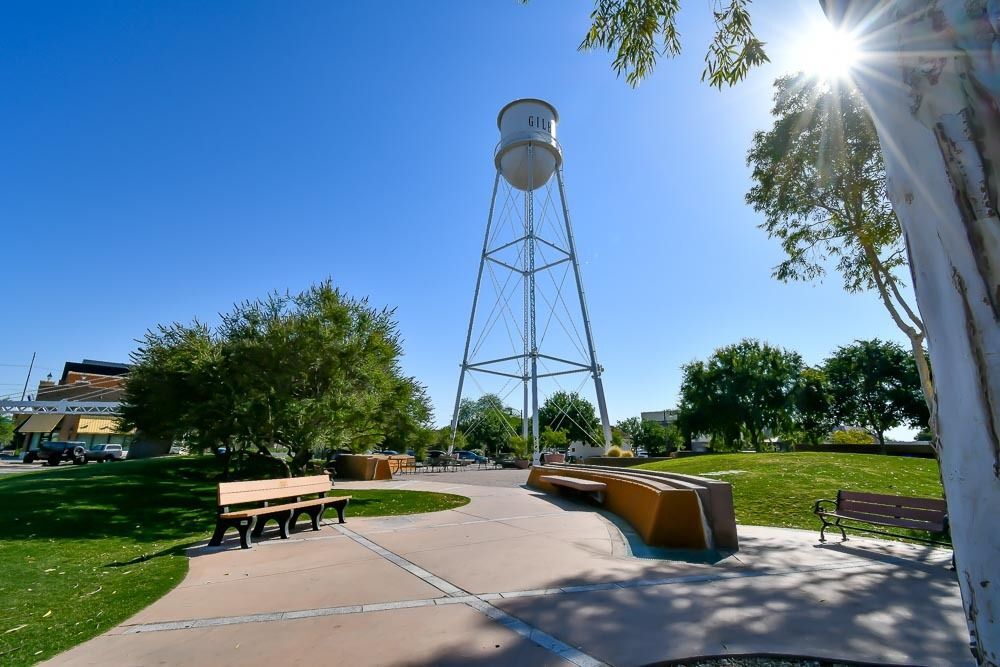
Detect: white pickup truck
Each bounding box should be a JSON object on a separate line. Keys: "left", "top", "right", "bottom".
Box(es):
{"left": 84, "top": 443, "right": 125, "bottom": 462}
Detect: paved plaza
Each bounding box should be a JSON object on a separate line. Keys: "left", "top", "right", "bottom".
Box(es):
{"left": 46, "top": 471, "right": 972, "bottom": 666}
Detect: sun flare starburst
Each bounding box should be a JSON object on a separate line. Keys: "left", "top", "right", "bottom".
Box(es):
{"left": 795, "top": 23, "right": 860, "bottom": 80}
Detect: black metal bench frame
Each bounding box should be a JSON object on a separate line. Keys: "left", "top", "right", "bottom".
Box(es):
{"left": 813, "top": 491, "right": 950, "bottom": 547}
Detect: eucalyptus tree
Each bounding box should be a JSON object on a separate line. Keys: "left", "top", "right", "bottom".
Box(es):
{"left": 746, "top": 75, "right": 934, "bottom": 429}
{"left": 542, "top": 2, "right": 1000, "bottom": 656}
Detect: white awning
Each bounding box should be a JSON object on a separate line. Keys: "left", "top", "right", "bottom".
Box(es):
{"left": 17, "top": 414, "right": 63, "bottom": 433}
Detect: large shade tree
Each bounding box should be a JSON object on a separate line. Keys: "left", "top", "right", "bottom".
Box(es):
{"left": 121, "top": 282, "right": 431, "bottom": 476}
{"left": 790, "top": 367, "right": 836, "bottom": 446}
{"left": 538, "top": 391, "right": 601, "bottom": 444}
{"left": 677, "top": 339, "right": 803, "bottom": 451}
{"left": 824, "top": 339, "right": 929, "bottom": 451}
{"left": 455, "top": 394, "right": 521, "bottom": 459}
{"left": 542, "top": 2, "right": 1000, "bottom": 658}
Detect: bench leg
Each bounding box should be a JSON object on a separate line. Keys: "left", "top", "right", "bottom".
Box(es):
{"left": 249, "top": 511, "right": 293, "bottom": 540}
{"left": 211, "top": 517, "right": 256, "bottom": 548}
{"left": 237, "top": 518, "right": 256, "bottom": 549}
{"left": 209, "top": 520, "right": 229, "bottom": 547}
{"left": 289, "top": 506, "right": 325, "bottom": 533}
{"left": 310, "top": 506, "right": 325, "bottom": 531}
{"left": 275, "top": 510, "right": 292, "bottom": 539}
{"left": 333, "top": 499, "right": 348, "bottom": 524}
{"left": 818, "top": 515, "right": 848, "bottom": 542}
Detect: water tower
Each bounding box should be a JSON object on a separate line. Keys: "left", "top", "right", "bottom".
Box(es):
{"left": 450, "top": 99, "right": 612, "bottom": 455}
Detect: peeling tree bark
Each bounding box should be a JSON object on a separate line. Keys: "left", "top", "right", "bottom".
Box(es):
{"left": 822, "top": 2, "right": 1000, "bottom": 663}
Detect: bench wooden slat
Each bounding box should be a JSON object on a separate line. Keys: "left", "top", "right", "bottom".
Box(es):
{"left": 221, "top": 495, "right": 351, "bottom": 519}
{"left": 839, "top": 490, "right": 946, "bottom": 512}
{"left": 219, "top": 475, "right": 331, "bottom": 505}
{"left": 824, "top": 510, "right": 945, "bottom": 533}
{"left": 838, "top": 499, "right": 946, "bottom": 523}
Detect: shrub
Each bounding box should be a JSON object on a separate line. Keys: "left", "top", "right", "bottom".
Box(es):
{"left": 605, "top": 446, "right": 622, "bottom": 457}
{"left": 620, "top": 450, "right": 634, "bottom": 458}
{"left": 829, "top": 428, "right": 876, "bottom": 445}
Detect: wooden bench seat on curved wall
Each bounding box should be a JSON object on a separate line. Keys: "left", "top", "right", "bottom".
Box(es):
{"left": 527, "top": 466, "right": 714, "bottom": 550}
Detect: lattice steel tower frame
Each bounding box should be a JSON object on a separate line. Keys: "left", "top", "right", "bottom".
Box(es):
{"left": 449, "top": 99, "right": 611, "bottom": 455}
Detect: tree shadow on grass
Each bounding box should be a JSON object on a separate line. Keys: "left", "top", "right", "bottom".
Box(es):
{"left": 0, "top": 457, "right": 221, "bottom": 543}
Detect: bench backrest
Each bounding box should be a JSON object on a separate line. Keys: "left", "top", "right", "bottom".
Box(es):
{"left": 837, "top": 490, "right": 947, "bottom": 532}
{"left": 218, "top": 475, "right": 332, "bottom": 509}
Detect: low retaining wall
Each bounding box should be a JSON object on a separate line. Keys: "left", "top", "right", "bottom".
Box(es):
{"left": 528, "top": 463, "right": 738, "bottom": 552}
{"left": 576, "top": 464, "right": 738, "bottom": 551}
{"left": 335, "top": 455, "right": 393, "bottom": 481}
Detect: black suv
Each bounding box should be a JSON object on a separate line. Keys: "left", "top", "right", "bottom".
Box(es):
{"left": 23, "top": 441, "right": 88, "bottom": 466}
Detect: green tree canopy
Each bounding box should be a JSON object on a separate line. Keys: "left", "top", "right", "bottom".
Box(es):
{"left": 120, "top": 281, "right": 431, "bottom": 475}
{"left": 0, "top": 415, "right": 14, "bottom": 447}
{"left": 677, "top": 339, "right": 803, "bottom": 451}
{"left": 746, "top": 74, "right": 907, "bottom": 294}
{"left": 539, "top": 427, "right": 569, "bottom": 450}
{"left": 823, "top": 339, "right": 928, "bottom": 450}
{"left": 566, "top": 0, "right": 767, "bottom": 87}
{"left": 538, "top": 391, "right": 600, "bottom": 444}
{"left": 455, "top": 394, "right": 520, "bottom": 459}
{"left": 789, "top": 367, "right": 836, "bottom": 446}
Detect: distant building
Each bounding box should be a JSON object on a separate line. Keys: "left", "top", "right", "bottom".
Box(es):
{"left": 15, "top": 359, "right": 134, "bottom": 452}
{"left": 640, "top": 408, "right": 711, "bottom": 452}
{"left": 640, "top": 410, "right": 679, "bottom": 426}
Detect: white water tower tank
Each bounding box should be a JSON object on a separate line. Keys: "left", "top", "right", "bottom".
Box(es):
{"left": 495, "top": 98, "right": 562, "bottom": 191}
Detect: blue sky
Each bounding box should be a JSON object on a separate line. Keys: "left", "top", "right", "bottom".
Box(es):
{"left": 0, "top": 2, "right": 915, "bottom": 433}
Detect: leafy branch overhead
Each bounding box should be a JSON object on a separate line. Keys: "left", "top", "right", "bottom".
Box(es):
{"left": 526, "top": 0, "right": 768, "bottom": 87}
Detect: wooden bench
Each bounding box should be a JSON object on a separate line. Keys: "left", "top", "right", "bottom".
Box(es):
{"left": 539, "top": 475, "right": 608, "bottom": 504}
{"left": 209, "top": 475, "right": 351, "bottom": 549}
{"left": 814, "top": 490, "right": 949, "bottom": 545}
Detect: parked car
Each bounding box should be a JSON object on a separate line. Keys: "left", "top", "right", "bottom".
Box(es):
{"left": 452, "top": 450, "right": 486, "bottom": 465}
{"left": 85, "top": 443, "right": 125, "bottom": 462}
{"left": 23, "top": 441, "right": 88, "bottom": 466}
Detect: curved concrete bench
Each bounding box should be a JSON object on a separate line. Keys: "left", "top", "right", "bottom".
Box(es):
{"left": 560, "top": 464, "right": 739, "bottom": 551}
{"left": 527, "top": 465, "right": 717, "bottom": 550}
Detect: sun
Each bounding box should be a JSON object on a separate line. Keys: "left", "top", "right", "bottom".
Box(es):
{"left": 794, "top": 23, "right": 860, "bottom": 80}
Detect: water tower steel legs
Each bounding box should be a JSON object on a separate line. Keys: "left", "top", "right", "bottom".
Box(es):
{"left": 556, "top": 167, "right": 612, "bottom": 447}
{"left": 449, "top": 172, "right": 501, "bottom": 453}
{"left": 450, "top": 155, "right": 612, "bottom": 454}
{"left": 527, "top": 153, "right": 540, "bottom": 456}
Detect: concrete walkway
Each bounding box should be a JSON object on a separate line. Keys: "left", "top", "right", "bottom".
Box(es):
{"left": 46, "top": 474, "right": 972, "bottom": 666}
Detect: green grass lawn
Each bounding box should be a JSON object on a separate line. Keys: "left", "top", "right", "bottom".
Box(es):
{"left": 0, "top": 456, "right": 468, "bottom": 665}
{"left": 637, "top": 452, "right": 944, "bottom": 539}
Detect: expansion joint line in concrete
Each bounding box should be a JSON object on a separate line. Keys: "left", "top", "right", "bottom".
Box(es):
{"left": 122, "top": 528, "right": 900, "bottom": 665}
{"left": 331, "top": 523, "right": 608, "bottom": 667}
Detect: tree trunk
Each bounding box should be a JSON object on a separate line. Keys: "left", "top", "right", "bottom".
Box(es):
{"left": 823, "top": 2, "right": 1000, "bottom": 663}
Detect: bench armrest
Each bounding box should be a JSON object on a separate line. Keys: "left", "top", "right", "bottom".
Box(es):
{"left": 813, "top": 498, "right": 838, "bottom": 514}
